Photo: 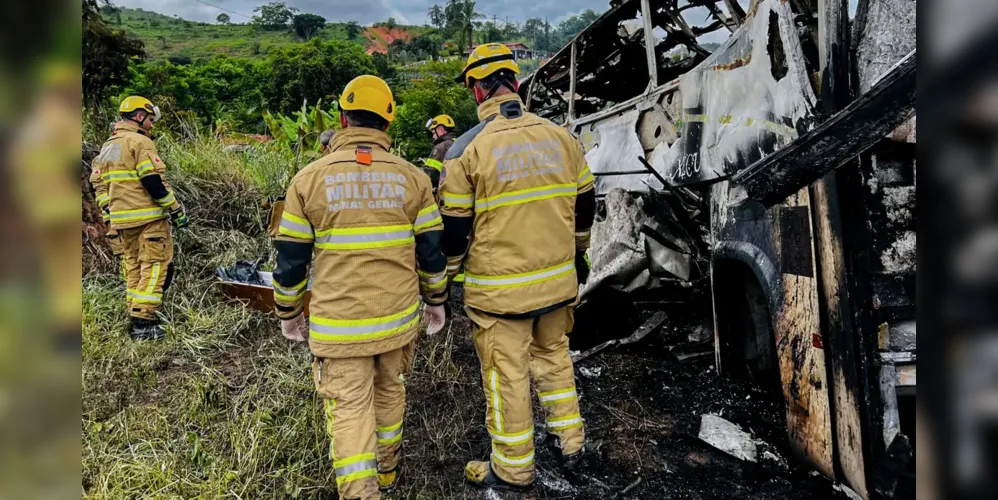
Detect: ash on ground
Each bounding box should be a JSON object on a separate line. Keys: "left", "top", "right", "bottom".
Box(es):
{"left": 400, "top": 297, "right": 851, "bottom": 499}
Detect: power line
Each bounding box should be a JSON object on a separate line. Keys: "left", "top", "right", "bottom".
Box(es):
{"left": 191, "top": 0, "right": 253, "bottom": 20}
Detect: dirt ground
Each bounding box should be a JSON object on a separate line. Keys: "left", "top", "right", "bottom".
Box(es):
{"left": 397, "top": 290, "right": 851, "bottom": 500}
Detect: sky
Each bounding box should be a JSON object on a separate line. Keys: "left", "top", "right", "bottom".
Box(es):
{"left": 112, "top": 0, "right": 615, "bottom": 26}
{"left": 112, "top": 0, "right": 856, "bottom": 41}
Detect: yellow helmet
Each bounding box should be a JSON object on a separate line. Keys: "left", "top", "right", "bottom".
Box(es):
{"left": 119, "top": 96, "right": 161, "bottom": 122}
{"left": 425, "top": 114, "right": 456, "bottom": 130}
{"left": 456, "top": 43, "right": 520, "bottom": 86}
{"left": 339, "top": 75, "right": 395, "bottom": 123}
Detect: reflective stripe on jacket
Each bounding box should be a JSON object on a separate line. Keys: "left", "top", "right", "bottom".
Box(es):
{"left": 439, "top": 94, "right": 595, "bottom": 315}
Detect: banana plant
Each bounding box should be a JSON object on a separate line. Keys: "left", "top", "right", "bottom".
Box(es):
{"left": 263, "top": 99, "right": 340, "bottom": 162}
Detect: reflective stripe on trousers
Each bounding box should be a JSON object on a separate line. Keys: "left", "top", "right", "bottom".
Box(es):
{"left": 490, "top": 426, "right": 533, "bottom": 446}
{"left": 489, "top": 367, "right": 503, "bottom": 431}
{"left": 376, "top": 420, "right": 403, "bottom": 445}
{"left": 538, "top": 387, "right": 578, "bottom": 405}
{"left": 464, "top": 260, "right": 574, "bottom": 289}
{"left": 127, "top": 288, "right": 162, "bottom": 304}
{"left": 333, "top": 452, "right": 378, "bottom": 486}
{"left": 324, "top": 398, "right": 337, "bottom": 459}
{"left": 309, "top": 301, "right": 420, "bottom": 342}
{"left": 492, "top": 445, "right": 535, "bottom": 467}
{"left": 547, "top": 412, "right": 583, "bottom": 430}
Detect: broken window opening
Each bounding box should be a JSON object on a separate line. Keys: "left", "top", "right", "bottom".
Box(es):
{"left": 649, "top": 1, "right": 748, "bottom": 85}
{"left": 768, "top": 11, "right": 788, "bottom": 81}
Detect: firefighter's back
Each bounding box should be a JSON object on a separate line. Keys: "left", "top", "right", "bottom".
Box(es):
{"left": 285, "top": 130, "right": 435, "bottom": 358}
{"left": 443, "top": 96, "right": 591, "bottom": 315}
{"left": 96, "top": 125, "right": 168, "bottom": 230}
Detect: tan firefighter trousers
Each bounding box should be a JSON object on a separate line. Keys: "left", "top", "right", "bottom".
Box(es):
{"left": 314, "top": 341, "right": 417, "bottom": 499}
{"left": 466, "top": 305, "right": 585, "bottom": 485}
{"left": 119, "top": 218, "right": 174, "bottom": 320}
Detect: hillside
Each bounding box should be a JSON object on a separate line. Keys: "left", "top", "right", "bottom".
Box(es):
{"left": 104, "top": 7, "right": 425, "bottom": 62}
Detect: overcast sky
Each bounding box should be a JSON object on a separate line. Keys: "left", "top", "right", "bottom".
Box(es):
{"left": 113, "top": 0, "right": 855, "bottom": 40}
{"left": 112, "top": 0, "right": 616, "bottom": 26}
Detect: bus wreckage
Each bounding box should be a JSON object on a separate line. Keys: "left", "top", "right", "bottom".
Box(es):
{"left": 518, "top": 0, "right": 916, "bottom": 497}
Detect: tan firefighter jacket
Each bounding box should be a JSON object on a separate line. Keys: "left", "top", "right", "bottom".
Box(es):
{"left": 272, "top": 127, "right": 448, "bottom": 359}
{"left": 93, "top": 121, "right": 182, "bottom": 230}
{"left": 439, "top": 93, "right": 596, "bottom": 316}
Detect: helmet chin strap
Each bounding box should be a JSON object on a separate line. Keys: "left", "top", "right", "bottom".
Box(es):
{"left": 473, "top": 78, "right": 519, "bottom": 105}
{"left": 125, "top": 111, "right": 146, "bottom": 127}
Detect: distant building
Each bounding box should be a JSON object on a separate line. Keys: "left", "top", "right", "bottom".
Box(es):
{"left": 464, "top": 42, "right": 536, "bottom": 60}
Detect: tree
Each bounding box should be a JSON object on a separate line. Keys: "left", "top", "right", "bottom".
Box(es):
{"left": 216, "top": 13, "right": 230, "bottom": 24}
{"left": 385, "top": 17, "right": 397, "bottom": 31}
{"left": 523, "top": 17, "right": 554, "bottom": 51}
{"left": 345, "top": 21, "right": 361, "bottom": 40}
{"left": 121, "top": 55, "right": 269, "bottom": 131}
{"left": 502, "top": 21, "right": 521, "bottom": 41}
{"left": 450, "top": 0, "right": 480, "bottom": 54}
{"left": 409, "top": 32, "right": 442, "bottom": 59}
{"left": 292, "top": 13, "right": 325, "bottom": 40}
{"left": 252, "top": 1, "right": 298, "bottom": 30}
{"left": 555, "top": 9, "right": 599, "bottom": 48}
{"left": 478, "top": 21, "right": 501, "bottom": 44}
{"left": 389, "top": 59, "right": 478, "bottom": 160}
{"left": 264, "top": 39, "right": 377, "bottom": 116}
{"left": 427, "top": 5, "right": 444, "bottom": 29}
{"left": 83, "top": 0, "right": 145, "bottom": 105}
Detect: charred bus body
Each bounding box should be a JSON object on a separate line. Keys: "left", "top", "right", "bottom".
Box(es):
{"left": 519, "top": 0, "right": 916, "bottom": 497}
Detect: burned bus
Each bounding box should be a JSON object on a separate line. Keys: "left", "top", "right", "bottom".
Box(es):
{"left": 518, "top": 0, "right": 916, "bottom": 497}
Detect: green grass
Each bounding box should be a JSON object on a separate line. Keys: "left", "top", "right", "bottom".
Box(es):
{"left": 81, "top": 120, "right": 485, "bottom": 498}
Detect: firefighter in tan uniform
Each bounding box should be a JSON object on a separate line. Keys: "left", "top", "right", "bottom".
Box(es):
{"left": 271, "top": 75, "right": 448, "bottom": 500}
{"left": 94, "top": 96, "right": 189, "bottom": 340}
{"left": 440, "top": 44, "right": 597, "bottom": 489}
{"left": 422, "top": 114, "right": 457, "bottom": 194}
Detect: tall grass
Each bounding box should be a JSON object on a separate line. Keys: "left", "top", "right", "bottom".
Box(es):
{"left": 82, "top": 112, "right": 493, "bottom": 499}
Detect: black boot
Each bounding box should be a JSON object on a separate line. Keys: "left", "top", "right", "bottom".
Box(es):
{"left": 547, "top": 434, "right": 586, "bottom": 472}
{"left": 562, "top": 446, "right": 585, "bottom": 472}
{"left": 130, "top": 317, "right": 165, "bottom": 341}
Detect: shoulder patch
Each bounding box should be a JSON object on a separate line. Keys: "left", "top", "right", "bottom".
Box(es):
{"left": 444, "top": 115, "right": 497, "bottom": 161}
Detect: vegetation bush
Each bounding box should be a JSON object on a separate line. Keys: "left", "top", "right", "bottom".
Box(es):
{"left": 389, "top": 60, "right": 478, "bottom": 160}
{"left": 263, "top": 39, "right": 376, "bottom": 118}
